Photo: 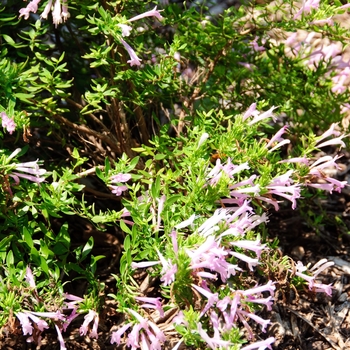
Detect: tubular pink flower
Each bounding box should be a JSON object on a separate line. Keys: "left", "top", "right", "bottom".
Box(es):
{"left": 79, "top": 310, "right": 99, "bottom": 339}
{"left": 118, "top": 23, "right": 132, "bottom": 37}
{"left": 110, "top": 185, "right": 128, "bottom": 196}
{"left": 242, "top": 280, "right": 276, "bottom": 297}
{"left": 266, "top": 125, "right": 289, "bottom": 148}
{"left": 16, "top": 312, "right": 33, "bottom": 335}
{"left": 294, "top": 0, "right": 320, "bottom": 19}
{"left": 156, "top": 249, "right": 177, "bottom": 285}
{"left": 241, "top": 337, "right": 275, "bottom": 350}
{"left": 26, "top": 313, "right": 49, "bottom": 332}
{"left": 268, "top": 139, "right": 291, "bottom": 153}
{"left": 197, "top": 323, "right": 231, "bottom": 349}
{"left": 128, "top": 6, "right": 164, "bottom": 22}
{"left": 230, "top": 251, "right": 259, "bottom": 271}
{"left": 248, "top": 106, "right": 277, "bottom": 125}
{"left": 136, "top": 296, "right": 164, "bottom": 317}
{"left": 230, "top": 240, "right": 266, "bottom": 258}
{"left": 25, "top": 266, "right": 36, "bottom": 289}
{"left": 0, "top": 112, "right": 16, "bottom": 134}
{"left": 278, "top": 157, "right": 309, "bottom": 165}
{"left": 242, "top": 103, "right": 258, "bottom": 121}
{"left": 55, "top": 324, "right": 67, "bottom": 350}
{"left": 191, "top": 284, "right": 219, "bottom": 316}
{"left": 175, "top": 213, "right": 197, "bottom": 229}
{"left": 110, "top": 323, "right": 132, "bottom": 344}
{"left": 41, "top": 0, "right": 52, "bottom": 18}
{"left": 19, "top": 0, "right": 41, "bottom": 19}
{"left": 131, "top": 260, "right": 160, "bottom": 269}
{"left": 111, "top": 173, "right": 131, "bottom": 182}
{"left": 120, "top": 39, "right": 142, "bottom": 67}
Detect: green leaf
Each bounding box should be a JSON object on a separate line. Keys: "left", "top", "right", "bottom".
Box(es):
{"left": 23, "top": 227, "right": 33, "bottom": 249}
{"left": 81, "top": 236, "right": 94, "bottom": 261}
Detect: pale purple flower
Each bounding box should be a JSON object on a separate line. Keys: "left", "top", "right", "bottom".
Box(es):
{"left": 111, "top": 173, "right": 131, "bottom": 182}
{"left": 120, "top": 39, "right": 142, "bottom": 67}
{"left": 128, "top": 6, "right": 164, "bottom": 22}
{"left": 19, "top": 0, "right": 41, "bottom": 19}
{"left": 250, "top": 37, "right": 265, "bottom": 52}
{"left": 156, "top": 195, "right": 166, "bottom": 231}
{"left": 79, "top": 310, "right": 99, "bottom": 339}
{"left": 230, "top": 240, "right": 266, "bottom": 258}
{"left": 316, "top": 136, "right": 346, "bottom": 149}
{"left": 55, "top": 324, "right": 67, "bottom": 350}
{"left": 242, "top": 280, "right": 276, "bottom": 297}
{"left": 16, "top": 312, "right": 34, "bottom": 335}
{"left": 25, "top": 266, "right": 36, "bottom": 289}
{"left": 294, "top": 0, "right": 320, "bottom": 19}
{"left": 136, "top": 296, "right": 164, "bottom": 317}
{"left": 156, "top": 249, "right": 177, "bottom": 285}
{"left": 197, "top": 322, "right": 231, "bottom": 349}
{"left": 175, "top": 213, "right": 197, "bottom": 229}
{"left": 197, "top": 208, "right": 230, "bottom": 237}
{"left": 241, "top": 310, "right": 271, "bottom": 332}
{"left": 125, "top": 309, "right": 166, "bottom": 349}
{"left": 131, "top": 260, "right": 160, "bottom": 269}
{"left": 242, "top": 103, "right": 258, "bottom": 121}
{"left": 26, "top": 313, "right": 49, "bottom": 332}
{"left": 111, "top": 323, "right": 132, "bottom": 345}
{"left": 248, "top": 106, "right": 277, "bottom": 125}
{"left": 41, "top": 0, "right": 52, "bottom": 18}
{"left": 192, "top": 284, "right": 219, "bottom": 316}
{"left": 230, "top": 251, "right": 259, "bottom": 271}
{"left": 30, "top": 310, "right": 66, "bottom": 321}
{"left": 10, "top": 159, "right": 47, "bottom": 184}
{"left": 170, "top": 230, "right": 178, "bottom": 254}
{"left": 110, "top": 185, "right": 128, "bottom": 196}
{"left": 240, "top": 337, "right": 275, "bottom": 350}
{"left": 293, "top": 259, "right": 334, "bottom": 295}
{"left": 1, "top": 112, "right": 16, "bottom": 134}
{"left": 118, "top": 23, "right": 132, "bottom": 37}
{"left": 266, "top": 125, "right": 289, "bottom": 148}
{"left": 278, "top": 157, "right": 309, "bottom": 165}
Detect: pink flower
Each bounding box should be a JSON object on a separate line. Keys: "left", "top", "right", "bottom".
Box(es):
{"left": 0, "top": 112, "right": 16, "bottom": 134}
{"left": 240, "top": 337, "right": 275, "bottom": 350}
{"left": 247, "top": 106, "right": 277, "bottom": 125}
{"left": 294, "top": 0, "right": 320, "bottom": 19}
{"left": 111, "top": 173, "right": 131, "bottom": 182}
{"left": 128, "top": 6, "right": 164, "bottom": 22}
{"left": 156, "top": 249, "right": 177, "bottom": 285}
{"left": 16, "top": 312, "right": 34, "bottom": 335}
{"left": 120, "top": 39, "right": 142, "bottom": 67}
{"left": 111, "top": 323, "right": 132, "bottom": 345}
{"left": 25, "top": 266, "right": 36, "bottom": 289}
{"left": 191, "top": 284, "right": 219, "bottom": 317}
{"left": 110, "top": 185, "right": 128, "bottom": 196}
{"left": 55, "top": 324, "right": 67, "bottom": 350}
{"left": 79, "top": 310, "right": 99, "bottom": 339}
{"left": 136, "top": 296, "right": 164, "bottom": 317}
{"left": 118, "top": 23, "right": 132, "bottom": 37}
{"left": 19, "top": 0, "right": 41, "bottom": 19}
{"left": 197, "top": 322, "right": 231, "bottom": 349}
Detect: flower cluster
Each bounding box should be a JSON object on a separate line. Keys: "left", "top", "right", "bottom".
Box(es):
{"left": 19, "top": 0, "right": 69, "bottom": 27}
{"left": 292, "top": 259, "right": 334, "bottom": 296}
{"left": 110, "top": 173, "right": 131, "bottom": 196}
{"left": 16, "top": 267, "right": 100, "bottom": 349}
{"left": 118, "top": 7, "right": 164, "bottom": 67}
